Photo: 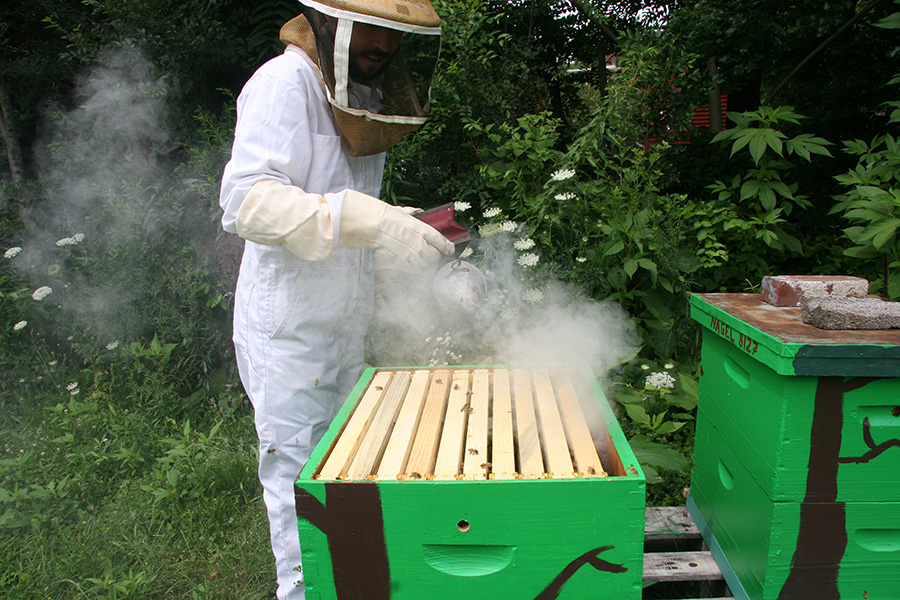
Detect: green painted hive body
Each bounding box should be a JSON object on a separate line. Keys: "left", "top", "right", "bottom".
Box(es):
{"left": 689, "top": 293, "right": 900, "bottom": 600}
{"left": 295, "top": 367, "right": 645, "bottom": 600}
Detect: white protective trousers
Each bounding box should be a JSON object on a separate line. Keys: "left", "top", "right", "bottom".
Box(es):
{"left": 220, "top": 46, "right": 385, "bottom": 600}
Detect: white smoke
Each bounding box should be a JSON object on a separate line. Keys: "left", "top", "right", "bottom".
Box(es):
{"left": 368, "top": 234, "right": 639, "bottom": 377}
{"left": 366, "top": 233, "right": 638, "bottom": 475}
{"left": 18, "top": 46, "right": 204, "bottom": 346}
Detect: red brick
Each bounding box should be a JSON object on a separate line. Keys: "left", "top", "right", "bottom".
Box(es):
{"left": 760, "top": 275, "right": 869, "bottom": 307}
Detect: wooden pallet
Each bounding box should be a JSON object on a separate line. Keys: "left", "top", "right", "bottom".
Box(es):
{"left": 643, "top": 507, "right": 734, "bottom": 600}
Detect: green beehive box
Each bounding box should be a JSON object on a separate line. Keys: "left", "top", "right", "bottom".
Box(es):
{"left": 295, "top": 367, "right": 645, "bottom": 600}
{"left": 689, "top": 293, "right": 900, "bottom": 600}
{"left": 692, "top": 421, "right": 900, "bottom": 600}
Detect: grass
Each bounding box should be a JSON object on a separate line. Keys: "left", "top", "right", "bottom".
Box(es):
{"left": 0, "top": 327, "right": 694, "bottom": 599}
{"left": 0, "top": 343, "right": 274, "bottom": 599}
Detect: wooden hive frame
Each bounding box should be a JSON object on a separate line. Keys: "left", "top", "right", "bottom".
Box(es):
{"left": 314, "top": 367, "right": 611, "bottom": 481}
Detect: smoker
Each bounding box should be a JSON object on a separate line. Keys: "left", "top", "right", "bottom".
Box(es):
{"left": 294, "top": 366, "right": 645, "bottom": 600}
{"left": 688, "top": 293, "right": 900, "bottom": 600}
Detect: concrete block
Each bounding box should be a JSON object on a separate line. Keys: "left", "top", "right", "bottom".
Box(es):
{"left": 801, "top": 296, "right": 900, "bottom": 330}
{"left": 761, "top": 275, "right": 869, "bottom": 307}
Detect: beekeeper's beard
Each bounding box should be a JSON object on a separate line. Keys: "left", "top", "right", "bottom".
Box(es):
{"left": 348, "top": 48, "right": 395, "bottom": 85}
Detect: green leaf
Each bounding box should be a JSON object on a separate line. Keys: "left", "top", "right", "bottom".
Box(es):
{"left": 729, "top": 130, "right": 755, "bottom": 157}
{"left": 605, "top": 239, "right": 625, "bottom": 256}
{"left": 843, "top": 245, "right": 880, "bottom": 259}
{"left": 615, "top": 387, "right": 645, "bottom": 405}
{"left": 628, "top": 436, "right": 692, "bottom": 471}
{"left": 679, "top": 375, "right": 699, "bottom": 400}
{"left": 749, "top": 133, "right": 768, "bottom": 164}
{"left": 785, "top": 134, "right": 833, "bottom": 160}
{"left": 0, "top": 508, "right": 28, "bottom": 529}
{"left": 889, "top": 273, "right": 900, "bottom": 300}
{"left": 857, "top": 185, "right": 891, "bottom": 199}
{"left": 740, "top": 179, "right": 761, "bottom": 200}
{"left": 642, "top": 464, "right": 661, "bottom": 483}
{"left": 655, "top": 421, "right": 686, "bottom": 435}
{"left": 781, "top": 231, "right": 804, "bottom": 254}
{"left": 759, "top": 188, "right": 777, "bottom": 211}
{"left": 642, "top": 293, "right": 673, "bottom": 323}
{"left": 870, "top": 221, "right": 898, "bottom": 249}
{"left": 624, "top": 403, "right": 651, "bottom": 425}
{"left": 668, "top": 395, "right": 698, "bottom": 410}
{"left": 711, "top": 128, "right": 736, "bottom": 144}
{"left": 762, "top": 129, "right": 785, "bottom": 156}
{"left": 771, "top": 180, "right": 794, "bottom": 200}
{"left": 624, "top": 258, "right": 638, "bottom": 278}
{"left": 876, "top": 11, "right": 900, "bottom": 28}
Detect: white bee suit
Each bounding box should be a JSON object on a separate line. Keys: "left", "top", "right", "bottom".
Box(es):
{"left": 220, "top": 46, "right": 383, "bottom": 600}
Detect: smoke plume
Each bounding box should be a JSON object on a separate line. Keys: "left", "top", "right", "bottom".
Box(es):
{"left": 368, "top": 232, "right": 639, "bottom": 376}
{"left": 15, "top": 46, "right": 217, "bottom": 348}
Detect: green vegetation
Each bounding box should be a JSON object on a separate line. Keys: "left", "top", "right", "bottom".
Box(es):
{"left": 2, "top": 0, "right": 898, "bottom": 597}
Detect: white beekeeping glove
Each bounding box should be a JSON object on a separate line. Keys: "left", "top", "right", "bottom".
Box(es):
{"left": 339, "top": 190, "right": 454, "bottom": 269}
{"left": 234, "top": 180, "right": 453, "bottom": 268}
{"left": 235, "top": 179, "right": 336, "bottom": 261}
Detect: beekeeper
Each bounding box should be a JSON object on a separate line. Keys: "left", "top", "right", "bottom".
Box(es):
{"left": 218, "top": 0, "right": 451, "bottom": 597}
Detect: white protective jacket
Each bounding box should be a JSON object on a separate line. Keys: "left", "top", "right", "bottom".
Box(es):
{"left": 220, "top": 45, "right": 383, "bottom": 600}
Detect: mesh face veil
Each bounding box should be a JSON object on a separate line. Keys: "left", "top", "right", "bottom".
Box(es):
{"left": 296, "top": 0, "right": 442, "bottom": 156}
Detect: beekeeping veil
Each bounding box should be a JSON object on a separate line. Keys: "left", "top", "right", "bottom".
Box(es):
{"left": 284, "top": 0, "right": 441, "bottom": 157}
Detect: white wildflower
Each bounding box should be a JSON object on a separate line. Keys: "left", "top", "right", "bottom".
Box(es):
{"left": 576, "top": 257, "right": 587, "bottom": 263}
{"left": 641, "top": 364, "right": 650, "bottom": 370}
{"left": 66, "top": 382, "right": 78, "bottom": 391}
{"left": 550, "top": 168, "right": 575, "bottom": 181}
{"left": 554, "top": 192, "right": 576, "bottom": 201}
{"left": 513, "top": 237, "right": 535, "bottom": 251}
{"left": 106, "top": 341, "right": 120, "bottom": 351}
{"left": 454, "top": 201, "right": 471, "bottom": 212}
{"left": 459, "top": 246, "right": 473, "bottom": 259}
{"left": 517, "top": 253, "right": 539, "bottom": 267}
{"left": 32, "top": 286, "right": 53, "bottom": 301}
{"left": 70, "top": 388, "right": 80, "bottom": 396}
{"left": 664, "top": 363, "right": 675, "bottom": 370}
{"left": 501, "top": 308, "right": 517, "bottom": 320}
{"left": 522, "top": 288, "right": 544, "bottom": 305}
{"left": 645, "top": 371, "right": 676, "bottom": 389}
{"left": 483, "top": 207, "right": 502, "bottom": 218}
{"left": 4, "top": 247, "right": 22, "bottom": 259}
{"left": 499, "top": 220, "right": 517, "bottom": 233}
{"left": 48, "top": 360, "right": 57, "bottom": 366}
{"left": 57, "top": 233, "right": 84, "bottom": 246}
{"left": 13, "top": 320, "right": 27, "bottom": 331}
